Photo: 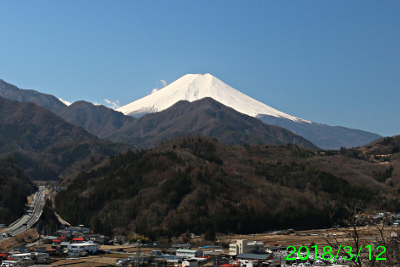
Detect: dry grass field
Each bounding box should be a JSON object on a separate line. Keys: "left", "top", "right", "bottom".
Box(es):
{"left": 219, "top": 225, "right": 398, "bottom": 253}
{"left": 49, "top": 254, "right": 127, "bottom": 267}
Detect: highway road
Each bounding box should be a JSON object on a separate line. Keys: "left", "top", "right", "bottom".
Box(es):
{"left": 0, "top": 186, "right": 47, "bottom": 241}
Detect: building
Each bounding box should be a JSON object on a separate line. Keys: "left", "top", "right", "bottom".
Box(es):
{"left": 176, "top": 249, "right": 204, "bottom": 258}
{"left": 229, "top": 240, "right": 265, "bottom": 256}
{"left": 172, "top": 242, "right": 191, "bottom": 249}
{"left": 59, "top": 242, "right": 70, "bottom": 250}
{"left": 71, "top": 236, "right": 85, "bottom": 243}
{"left": 155, "top": 254, "right": 183, "bottom": 263}
{"left": 182, "top": 259, "right": 199, "bottom": 267}
{"left": 65, "top": 226, "right": 91, "bottom": 234}
{"left": 42, "top": 235, "right": 59, "bottom": 244}
{"left": 0, "top": 259, "right": 19, "bottom": 267}
{"left": 87, "top": 234, "right": 110, "bottom": 244}
{"left": 11, "top": 246, "right": 30, "bottom": 254}
{"left": 7, "top": 252, "right": 49, "bottom": 264}
{"left": 236, "top": 253, "right": 274, "bottom": 265}
{"left": 67, "top": 241, "right": 98, "bottom": 254}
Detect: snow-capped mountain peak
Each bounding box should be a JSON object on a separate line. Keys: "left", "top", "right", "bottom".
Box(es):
{"left": 117, "top": 73, "right": 311, "bottom": 123}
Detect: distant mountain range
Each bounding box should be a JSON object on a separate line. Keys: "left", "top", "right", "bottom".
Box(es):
{"left": 0, "top": 76, "right": 382, "bottom": 150}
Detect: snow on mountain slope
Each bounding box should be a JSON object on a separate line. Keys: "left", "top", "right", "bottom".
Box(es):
{"left": 117, "top": 73, "right": 311, "bottom": 123}
{"left": 59, "top": 98, "right": 72, "bottom": 106}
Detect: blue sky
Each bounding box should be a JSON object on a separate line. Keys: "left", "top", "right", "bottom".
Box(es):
{"left": 0, "top": 1, "right": 399, "bottom": 137}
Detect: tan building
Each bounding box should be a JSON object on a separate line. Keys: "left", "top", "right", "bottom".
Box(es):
{"left": 229, "top": 239, "right": 264, "bottom": 256}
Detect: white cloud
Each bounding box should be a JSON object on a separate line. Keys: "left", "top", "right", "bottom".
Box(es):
{"left": 149, "top": 79, "right": 167, "bottom": 95}
{"left": 104, "top": 99, "right": 120, "bottom": 109}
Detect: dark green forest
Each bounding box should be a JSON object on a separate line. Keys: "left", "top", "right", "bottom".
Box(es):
{"left": 0, "top": 157, "right": 36, "bottom": 225}
{"left": 55, "top": 137, "right": 392, "bottom": 239}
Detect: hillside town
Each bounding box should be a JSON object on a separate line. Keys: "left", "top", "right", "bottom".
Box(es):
{"left": 1, "top": 211, "right": 400, "bottom": 267}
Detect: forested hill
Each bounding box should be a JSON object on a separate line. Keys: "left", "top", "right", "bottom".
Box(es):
{"left": 55, "top": 136, "right": 400, "bottom": 238}
{"left": 0, "top": 157, "right": 36, "bottom": 225}
{"left": 0, "top": 96, "right": 128, "bottom": 180}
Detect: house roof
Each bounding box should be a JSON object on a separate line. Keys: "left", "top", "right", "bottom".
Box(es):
{"left": 68, "top": 242, "right": 97, "bottom": 247}
{"left": 176, "top": 249, "right": 201, "bottom": 253}
{"left": 236, "top": 253, "right": 273, "bottom": 260}
{"left": 42, "top": 236, "right": 58, "bottom": 240}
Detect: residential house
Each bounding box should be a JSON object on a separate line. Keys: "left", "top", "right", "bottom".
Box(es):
{"left": 67, "top": 241, "right": 98, "bottom": 254}
{"left": 7, "top": 252, "right": 49, "bottom": 264}
{"left": 0, "top": 259, "right": 19, "bottom": 267}
{"left": 65, "top": 226, "right": 91, "bottom": 234}
{"left": 172, "top": 242, "right": 191, "bottom": 249}
{"left": 11, "top": 246, "right": 29, "bottom": 254}
{"left": 176, "top": 249, "right": 204, "bottom": 258}
{"left": 236, "top": 253, "right": 274, "bottom": 265}
{"left": 182, "top": 259, "right": 199, "bottom": 267}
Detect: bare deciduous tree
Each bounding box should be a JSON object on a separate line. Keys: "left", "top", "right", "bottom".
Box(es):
{"left": 325, "top": 202, "right": 400, "bottom": 266}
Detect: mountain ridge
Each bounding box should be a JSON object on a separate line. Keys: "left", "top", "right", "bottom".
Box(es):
{"left": 0, "top": 96, "right": 127, "bottom": 180}
{"left": 0, "top": 79, "right": 135, "bottom": 140}
{"left": 116, "top": 73, "right": 381, "bottom": 149}
{"left": 0, "top": 79, "right": 67, "bottom": 114}
{"left": 0, "top": 77, "right": 383, "bottom": 149}
{"left": 108, "top": 97, "right": 319, "bottom": 150}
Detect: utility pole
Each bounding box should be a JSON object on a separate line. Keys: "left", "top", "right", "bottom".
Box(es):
{"left": 136, "top": 235, "right": 140, "bottom": 267}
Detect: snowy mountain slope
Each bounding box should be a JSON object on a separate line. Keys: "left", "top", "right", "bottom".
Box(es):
{"left": 117, "top": 73, "right": 311, "bottom": 123}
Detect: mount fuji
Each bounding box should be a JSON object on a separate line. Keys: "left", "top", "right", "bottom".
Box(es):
{"left": 118, "top": 73, "right": 381, "bottom": 149}
{"left": 117, "top": 73, "right": 310, "bottom": 123}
